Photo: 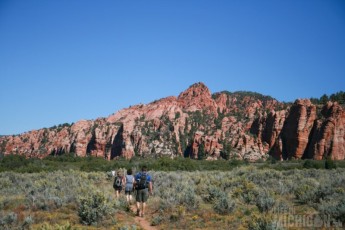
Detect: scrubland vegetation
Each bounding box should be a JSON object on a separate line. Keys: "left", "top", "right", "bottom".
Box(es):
{"left": 1, "top": 154, "right": 345, "bottom": 173}
{"left": 1, "top": 154, "right": 345, "bottom": 229}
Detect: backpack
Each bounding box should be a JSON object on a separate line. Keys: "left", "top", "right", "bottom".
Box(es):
{"left": 136, "top": 173, "right": 148, "bottom": 190}
{"left": 113, "top": 176, "right": 122, "bottom": 188}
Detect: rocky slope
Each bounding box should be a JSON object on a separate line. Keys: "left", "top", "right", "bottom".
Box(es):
{"left": 0, "top": 82, "right": 344, "bottom": 161}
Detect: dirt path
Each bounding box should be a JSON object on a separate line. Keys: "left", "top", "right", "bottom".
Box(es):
{"left": 130, "top": 204, "right": 158, "bottom": 230}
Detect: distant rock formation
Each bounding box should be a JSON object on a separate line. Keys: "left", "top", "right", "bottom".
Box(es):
{"left": 1, "top": 82, "right": 344, "bottom": 161}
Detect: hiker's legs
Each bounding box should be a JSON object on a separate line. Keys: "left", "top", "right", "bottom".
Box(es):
{"left": 136, "top": 189, "right": 145, "bottom": 215}
{"left": 125, "top": 191, "right": 132, "bottom": 203}
{"left": 140, "top": 189, "right": 148, "bottom": 217}
{"left": 136, "top": 201, "right": 141, "bottom": 215}
{"left": 142, "top": 202, "right": 146, "bottom": 215}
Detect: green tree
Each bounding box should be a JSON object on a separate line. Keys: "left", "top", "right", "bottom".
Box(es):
{"left": 220, "top": 141, "right": 232, "bottom": 160}
{"left": 198, "top": 143, "right": 205, "bottom": 160}
{"left": 320, "top": 94, "right": 329, "bottom": 104}
{"left": 325, "top": 157, "right": 337, "bottom": 169}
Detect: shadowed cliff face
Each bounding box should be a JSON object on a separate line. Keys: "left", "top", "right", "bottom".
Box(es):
{"left": 0, "top": 82, "right": 344, "bottom": 161}
{"left": 304, "top": 102, "right": 345, "bottom": 160}
{"left": 280, "top": 99, "right": 317, "bottom": 160}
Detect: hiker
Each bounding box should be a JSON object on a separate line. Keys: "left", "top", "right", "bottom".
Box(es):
{"left": 134, "top": 166, "right": 153, "bottom": 217}
{"left": 124, "top": 168, "right": 135, "bottom": 204}
{"left": 113, "top": 170, "right": 125, "bottom": 198}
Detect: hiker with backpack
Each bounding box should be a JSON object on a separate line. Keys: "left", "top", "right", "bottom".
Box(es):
{"left": 113, "top": 170, "right": 125, "bottom": 198}
{"left": 134, "top": 166, "right": 153, "bottom": 217}
{"left": 124, "top": 168, "right": 135, "bottom": 204}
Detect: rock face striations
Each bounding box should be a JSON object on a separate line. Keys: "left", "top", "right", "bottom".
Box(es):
{"left": 281, "top": 99, "right": 317, "bottom": 159}
{"left": 0, "top": 82, "right": 344, "bottom": 161}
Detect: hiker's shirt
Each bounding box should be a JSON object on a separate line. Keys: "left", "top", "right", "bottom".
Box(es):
{"left": 125, "top": 175, "right": 134, "bottom": 191}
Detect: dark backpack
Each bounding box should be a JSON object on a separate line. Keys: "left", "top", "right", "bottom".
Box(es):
{"left": 113, "top": 176, "right": 122, "bottom": 188}
{"left": 136, "top": 173, "right": 148, "bottom": 190}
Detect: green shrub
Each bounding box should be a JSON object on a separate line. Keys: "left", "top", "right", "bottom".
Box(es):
{"left": 294, "top": 184, "right": 317, "bottom": 204}
{"left": 318, "top": 198, "right": 345, "bottom": 224}
{"left": 229, "top": 159, "right": 244, "bottom": 167}
{"left": 179, "top": 187, "right": 199, "bottom": 210}
{"left": 256, "top": 190, "right": 275, "bottom": 212}
{"left": 151, "top": 215, "right": 164, "bottom": 226}
{"left": 303, "top": 159, "right": 323, "bottom": 169}
{"left": 213, "top": 194, "right": 236, "bottom": 215}
{"left": 22, "top": 215, "right": 34, "bottom": 228}
{"left": 204, "top": 186, "right": 223, "bottom": 202}
{"left": 78, "top": 192, "right": 114, "bottom": 225}
{"left": 247, "top": 215, "right": 281, "bottom": 230}
{"left": 325, "top": 157, "right": 337, "bottom": 169}
{"left": 0, "top": 212, "right": 17, "bottom": 228}
{"left": 35, "top": 221, "right": 76, "bottom": 230}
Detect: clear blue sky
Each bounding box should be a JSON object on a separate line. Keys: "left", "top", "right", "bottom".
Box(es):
{"left": 1, "top": 0, "right": 344, "bottom": 135}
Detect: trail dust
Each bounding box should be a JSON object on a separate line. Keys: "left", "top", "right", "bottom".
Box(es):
{"left": 130, "top": 204, "right": 157, "bottom": 230}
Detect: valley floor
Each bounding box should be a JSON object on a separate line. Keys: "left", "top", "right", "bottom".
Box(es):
{"left": 0, "top": 166, "right": 344, "bottom": 229}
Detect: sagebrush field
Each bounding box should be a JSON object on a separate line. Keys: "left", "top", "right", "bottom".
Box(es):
{"left": 1, "top": 162, "right": 344, "bottom": 229}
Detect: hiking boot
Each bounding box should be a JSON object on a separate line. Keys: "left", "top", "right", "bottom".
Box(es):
{"left": 136, "top": 209, "right": 140, "bottom": 216}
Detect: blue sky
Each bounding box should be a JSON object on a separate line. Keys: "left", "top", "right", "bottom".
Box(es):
{"left": 1, "top": 0, "right": 344, "bottom": 135}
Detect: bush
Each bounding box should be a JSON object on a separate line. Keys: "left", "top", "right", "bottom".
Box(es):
{"left": 256, "top": 190, "right": 275, "bottom": 212}
{"left": 78, "top": 192, "right": 114, "bottom": 225}
{"left": 151, "top": 215, "right": 164, "bottom": 226}
{"left": 179, "top": 187, "right": 200, "bottom": 210}
{"left": 35, "top": 221, "right": 76, "bottom": 230}
{"left": 0, "top": 212, "right": 17, "bottom": 229}
{"left": 294, "top": 184, "right": 318, "bottom": 204}
{"left": 204, "top": 186, "right": 223, "bottom": 202}
{"left": 247, "top": 215, "right": 282, "bottom": 230}
{"left": 22, "top": 215, "right": 34, "bottom": 228}
{"left": 325, "top": 157, "right": 337, "bottom": 169}
{"left": 318, "top": 198, "right": 345, "bottom": 224}
{"left": 303, "top": 160, "right": 323, "bottom": 169}
{"left": 213, "top": 194, "right": 236, "bottom": 215}
{"left": 233, "top": 180, "right": 259, "bottom": 204}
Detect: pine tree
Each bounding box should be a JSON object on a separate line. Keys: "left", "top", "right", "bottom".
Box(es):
{"left": 220, "top": 141, "right": 232, "bottom": 160}
{"left": 198, "top": 143, "right": 205, "bottom": 160}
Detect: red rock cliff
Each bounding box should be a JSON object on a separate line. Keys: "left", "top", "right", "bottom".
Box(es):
{"left": 0, "top": 83, "right": 344, "bottom": 161}
{"left": 305, "top": 102, "right": 345, "bottom": 160}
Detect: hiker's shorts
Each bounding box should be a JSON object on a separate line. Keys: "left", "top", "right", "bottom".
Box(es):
{"left": 136, "top": 188, "right": 148, "bottom": 202}
{"left": 114, "top": 185, "right": 122, "bottom": 192}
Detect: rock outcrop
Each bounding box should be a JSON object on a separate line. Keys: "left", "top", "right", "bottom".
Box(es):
{"left": 305, "top": 102, "right": 345, "bottom": 160}
{"left": 280, "top": 99, "right": 317, "bottom": 159}
{"left": 0, "top": 82, "right": 344, "bottom": 161}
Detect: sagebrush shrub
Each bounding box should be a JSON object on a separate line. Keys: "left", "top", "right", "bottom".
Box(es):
{"left": 78, "top": 191, "right": 114, "bottom": 225}
{"left": 247, "top": 215, "right": 282, "bottom": 230}
{"left": 22, "top": 215, "right": 34, "bottom": 228}
{"left": 213, "top": 194, "right": 236, "bottom": 215}
{"left": 256, "top": 189, "right": 275, "bottom": 212}
{"left": 151, "top": 215, "right": 164, "bottom": 226}
{"left": 318, "top": 197, "right": 345, "bottom": 224}
{"left": 294, "top": 184, "right": 318, "bottom": 204}
{"left": 179, "top": 187, "right": 200, "bottom": 210}
{"left": 204, "top": 186, "right": 223, "bottom": 202}
{"left": 294, "top": 178, "right": 320, "bottom": 204}
{"left": 0, "top": 212, "right": 17, "bottom": 228}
